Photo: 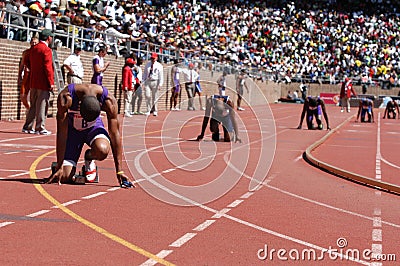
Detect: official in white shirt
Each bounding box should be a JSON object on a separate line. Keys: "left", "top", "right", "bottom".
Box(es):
{"left": 143, "top": 52, "right": 164, "bottom": 116}
{"left": 63, "top": 45, "right": 84, "bottom": 84}
{"left": 182, "top": 63, "right": 199, "bottom": 111}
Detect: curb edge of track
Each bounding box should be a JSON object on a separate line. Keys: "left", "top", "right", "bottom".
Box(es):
{"left": 304, "top": 114, "right": 400, "bottom": 196}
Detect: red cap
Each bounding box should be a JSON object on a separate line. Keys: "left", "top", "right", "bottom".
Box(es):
{"left": 126, "top": 58, "right": 135, "bottom": 65}
{"left": 151, "top": 52, "right": 158, "bottom": 59}
{"left": 189, "top": 63, "right": 194, "bottom": 68}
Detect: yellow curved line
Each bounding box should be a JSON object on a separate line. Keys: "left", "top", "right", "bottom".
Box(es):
{"left": 30, "top": 150, "right": 175, "bottom": 266}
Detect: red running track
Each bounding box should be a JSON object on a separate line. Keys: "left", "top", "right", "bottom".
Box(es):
{"left": 0, "top": 104, "right": 399, "bottom": 265}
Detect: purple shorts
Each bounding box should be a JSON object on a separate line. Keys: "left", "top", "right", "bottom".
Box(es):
{"left": 64, "top": 126, "right": 110, "bottom": 167}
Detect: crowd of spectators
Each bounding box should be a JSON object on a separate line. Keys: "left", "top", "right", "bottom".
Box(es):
{"left": 1, "top": 0, "right": 400, "bottom": 87}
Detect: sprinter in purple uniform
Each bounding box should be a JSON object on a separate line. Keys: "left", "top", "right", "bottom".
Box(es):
{"left": 47, "top": 83, "right": 134, "bottom": 188}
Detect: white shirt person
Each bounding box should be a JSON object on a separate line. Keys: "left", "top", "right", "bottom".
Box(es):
{"left": 143, "top": 52, "right": 164, "bottom": 116}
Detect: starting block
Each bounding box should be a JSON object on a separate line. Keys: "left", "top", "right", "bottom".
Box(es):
{"left": 51, "top": 162, "right": 99, "bottom": 184}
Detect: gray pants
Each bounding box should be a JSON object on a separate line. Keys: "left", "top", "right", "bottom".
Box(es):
{"left": 144, "top": 80, "right": 159, "bottom": 113}
{"left": 185, "top": 82, "right": 195, "bottom": 110}
{"left": 23, "top": 88, "right": 51, "bottom": 131}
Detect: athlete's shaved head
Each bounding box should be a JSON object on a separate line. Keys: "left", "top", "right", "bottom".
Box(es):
{"left": 80, "top": 96, "right": 101, "bottom": 122}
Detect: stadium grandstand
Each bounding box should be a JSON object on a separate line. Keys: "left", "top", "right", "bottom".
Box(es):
{"left": 0, "top": 0, "right": 399, "bottom": 86}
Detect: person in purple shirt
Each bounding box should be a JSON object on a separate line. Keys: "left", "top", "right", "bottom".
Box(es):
{"left": 91, "top": 47, "right": 110, "bottom": 85}
{"left": 47, "top": 83, "right": 134, "bottom": 188}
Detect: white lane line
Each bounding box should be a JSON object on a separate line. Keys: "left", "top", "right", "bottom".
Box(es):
{"left": 140, "top": 250, "right": 174, "bottom": 266}
{"left": 9, "top": 167, "right": 51, "bottom": 178}
{"left": 373, "top": 208, "right": 381, "bottom": 216}
{"left": 372, "top": 229, "right": 382, "bottom": 242}
{"left": 169, "top": 233, "right": 197, "bottom": 248}
{"left": 162, "top": 169, "right": 175, "bottom": 173}
{"left": 135, "top": 158, "right": 371, "bottom": 264}
{"left": 107, "top": 187, "right": 120, "bottom": 192}
{"left": 51, "top": 200, "right": 81, "bottom": 208}
{"left": 211, "top": 208, "right": 231, "bottom": 219}
{"left": 82, "top": 192, "right": 107, "bottom": 199}
{"left": 0, "top": 143, "right": 55, "bottom": 149}
{"left": 0, "top": 222, "right": 15, "bottom": 227}
{"left": 294, "top": 154, "right": 303, "bottom": 162}
{"left": 240, "top": 192, "right": 254, "bottom": 199}
{"left": 26, "top": 210, "right": 50, "bottom": 217}
{"left": 227, "top": 199, "right": 244, "bottom": 208}
{"left": 372, "top": 115, "right": 382, "bottom": 265}
{"left": 373, "top": 217, "right": 382, "bottom": 227}
{"left": 193, "top": 220, "right": 216, "bottom": 232}
{"left": 380, "top": 157, "right": 400, "bottom": 169}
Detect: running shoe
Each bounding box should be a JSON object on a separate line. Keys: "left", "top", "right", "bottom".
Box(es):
{"left": 37, "top": 129, "right": 52, "bottom": 135}
{"left": 22, "top": 128, "right": 35, "bottom": 134}
{"left": 84, "top": 159, "right": 97, "bottom": 182}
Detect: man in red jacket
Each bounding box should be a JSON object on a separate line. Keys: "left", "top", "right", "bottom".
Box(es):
{"left": 339, "top": 77, "right": 357, "bottom": 113}
{"left": 122, "top": 57, "right": 135, "bottom": 117}
{"left": 22, "top": 29, "right": 56, "bottom": 135}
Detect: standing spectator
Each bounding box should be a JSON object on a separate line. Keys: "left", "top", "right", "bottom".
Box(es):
{"left": 122, "top": 57, "right": 135, "bottom": 117}
{"left": 132, "top": 57, "right": 144, "bottom": 115}
{"left": 6, "top": 0, "right": 26, "bottom": 41}
{"left": 235, "top": 69, "right": 249, "bottom": 111}
{"left": 18, "top": 34, "right": 39, "bottom": 109}
{"left": 91, "top": 46, "right": 110, "bottom": 85}
{"left": 217, "top": 71, "right": 227, "bottom": 96}
{"left": 194, "top": 67, "right": 205, "bottom": 111}
{"left": 182, "top": 63, "right": 199, "bottom": 111}
{"left": 22, "top": 29, "right": 55, "bottom": 135}
{"left": 44, "top": 10, "right": 58, "bottom": 31}
{"left": 0, "top": 0, "right": 7, "bottom": 38}
{"left": 143, "top": 52, "right": 163, "bottom": 116}
{"left": 63, "top": 45, "right": 84, "bottom": 84}
{"left": 104, "top": 19, "right": 130, "bottom": 57}
{"left": 340, "top": 77, "right": 357, "bottom": 113}
{"left": 170, "top": 59, "right": 181, "bottom": 111}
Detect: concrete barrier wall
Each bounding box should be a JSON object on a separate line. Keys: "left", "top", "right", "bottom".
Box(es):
{"left": 1, "top": 38, "right": 400, "bottom": 120}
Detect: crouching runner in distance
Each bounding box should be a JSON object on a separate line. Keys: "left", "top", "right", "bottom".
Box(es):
{"left": 196, "top": 95, "right": 241, "bottom": 142}
{"left": 383, "top": 97, "right": 399, "bottom": 119}
{"left": 356, "top": 98, "right": 375, "bottom": 123}
{"left": 47, "top": 83, "right": 134, "bottom": 188}
{"left": 297, "top": 96, "right": 331, "bottom": 130}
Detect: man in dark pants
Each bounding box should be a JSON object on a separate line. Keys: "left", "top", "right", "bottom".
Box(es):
{"left": 297, "top": 96, "right": 330, "bottom": 130}
{"left": 22, "top": 29, "right": 55, "bottom": 135}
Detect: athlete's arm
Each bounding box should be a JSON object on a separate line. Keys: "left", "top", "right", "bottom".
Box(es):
{"left": 356, "top": 101, "right": 362, "bottom": 122}
{"left": 370, "top": 102, "right": 375, "bottom": 123}
{"left": 197, "top": 97, "right": 212, "bottom": 141}
{"left": 46, "top": 87, "right": 72, "bottom": 184}
{"left": 297, "top": 99, "right": 308, "bottom": 129}
{"left": 320, "top": 100, "right": 331, "bottom": 130}
{"left": 103, "top": 95, "right": 134, "bottom": 187}
{"left": 228, "top": 99, "right": 241, "bottom": 143}
{"left": 383, "top": 104, "right": 388, "bottom": 119}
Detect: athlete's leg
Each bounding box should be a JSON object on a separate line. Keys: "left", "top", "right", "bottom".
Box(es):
{"left": 210, "top": 118, "right": 220, "bottom": 141}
